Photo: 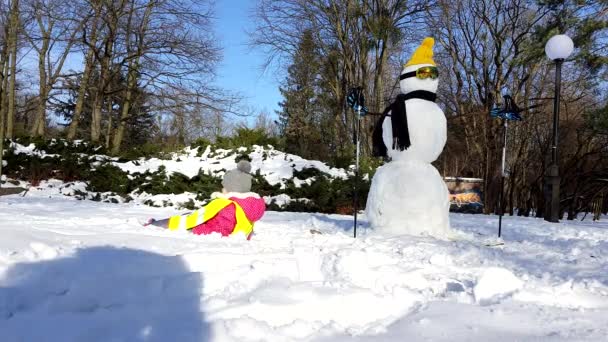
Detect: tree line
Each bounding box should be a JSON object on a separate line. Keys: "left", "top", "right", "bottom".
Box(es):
{"left": 257, "top": 0, "right": 608, "bottom": 219}
{"left": 0, "top": 0, "right": 244, "bottom": 156}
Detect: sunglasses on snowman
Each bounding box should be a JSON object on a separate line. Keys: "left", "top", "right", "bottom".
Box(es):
{"left": 399, "top": 66, "right": 438, "bottom": 80}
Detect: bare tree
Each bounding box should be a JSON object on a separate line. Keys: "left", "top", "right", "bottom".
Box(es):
{"left": 88, "top": 0, "right": 126, "bottom": 143}
{"left": 151, "top": 84, "right": 242, "bottom": 147}
{"left": 25, "top": 0, "right": 86, "bottom": 137}
{"left": 110, "top": 0, "right": 154, "bottom": 153}
{"left": 0, "top": 0, "right": 21, "bottom": 181}
{"left": 253, "top": 0, "right": 432, "bottom": 158}
{"left": 254, "top": 109, "right": 280, "bottom": 138}
{"left": 5, "top": 0, "right": 19, "bottom": 138}
{"left": 431, "top": 0, "right": 608, "bottom": 217}
{"left": 66, "top": 0, "right": 103, "bottom": 140}
{"left": 429, "top": 0, "right": 552, "bottom": 213}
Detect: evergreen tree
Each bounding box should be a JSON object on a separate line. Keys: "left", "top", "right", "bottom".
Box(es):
{"left": 277, "top": 30, "right": 326, "bottom": 160}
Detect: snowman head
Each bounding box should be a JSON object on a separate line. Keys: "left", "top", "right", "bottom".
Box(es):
{"left": 399, "top": 38, "right": 438, "bottom": 94}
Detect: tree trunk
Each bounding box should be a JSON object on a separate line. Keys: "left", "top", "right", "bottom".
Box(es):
{"left": 6, "top": 0, "right": 19, "bottom": 139}
{"left": 1, "top": 58, "right": 9, "bottom": 138}
{"left": 0, "top": 57, "right": 6, "bottom": 184}
{"left": 32, "top": 88, "right": 48, "bottom": 137}
{"left": 6, "top": 47, "right": 17, "bottom": 139}
{"left": 0, "top": 96, "right": 4, "bottom": 188}
{"left": 91, "top": 15, "right": 117, "bottom": 143}
{"left": 111, "top": 0, "right": 154, "bottom": 154}
{"left": 111, "top": 66, "right": 135, "bottom": 154}
{"left": 31, "top": 31, "right": 50, "bottom": 137}
{"left": 67, "top": 2, "right": 101, "bottom": 141}
{"left": 67, "top": 49, "right": 94, "bottom": 141}
{"left": 91, "top": 94, "right": 103, "bottom": 143}
{"left": 91, "top": 56, "right": 111, "bottom": 143}
{"left": 373, "top": 41, "right": 388, "bottom": 114}
{"left": 105, "top": 100, "right": 113, "bottom": 149}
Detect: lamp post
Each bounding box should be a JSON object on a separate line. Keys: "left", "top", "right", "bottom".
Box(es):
{"left": 543, "top": 34, "right": 573, "bottom": 223}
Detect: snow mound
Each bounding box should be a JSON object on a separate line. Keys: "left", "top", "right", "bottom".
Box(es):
{"left": 474, "top": 267, "right": 523, "bottom": 305}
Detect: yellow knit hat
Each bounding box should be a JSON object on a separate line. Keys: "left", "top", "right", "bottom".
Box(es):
{"left": 405, "top": 37, "right": 436, "bottom": 67}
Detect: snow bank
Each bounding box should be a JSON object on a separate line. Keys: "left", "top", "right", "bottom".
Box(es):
{"left": 113, "top": 145, "right": 348, "bottom": 187}
{"left": 474, "top": 267, "right": 523, "bottom": 305}
{"left": 2, "top": 142, "right": 350, "bottom": 209}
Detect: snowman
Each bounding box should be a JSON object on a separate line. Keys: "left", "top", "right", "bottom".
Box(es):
{"left": 365, "top": 37, "right": 451, "bottom": 238}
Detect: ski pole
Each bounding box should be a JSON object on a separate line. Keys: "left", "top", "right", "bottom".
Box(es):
{"left": 353, "top": 105, "right": 361, "bottom": 238}
{"left": 498, "top": 119, "right": 508, "bottom": 237}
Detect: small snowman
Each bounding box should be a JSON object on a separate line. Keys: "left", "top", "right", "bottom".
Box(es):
{"left": 365, "top": 37, "right": 451, "bottom": 238}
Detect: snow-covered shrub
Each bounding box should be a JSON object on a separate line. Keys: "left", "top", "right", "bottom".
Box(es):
{"left": 2, "top": 138, "right": 370, "bottom": 213}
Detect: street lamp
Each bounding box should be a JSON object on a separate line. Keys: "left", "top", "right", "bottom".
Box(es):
{"left": 544, "top": 34, "right": 574, "bottom": 223}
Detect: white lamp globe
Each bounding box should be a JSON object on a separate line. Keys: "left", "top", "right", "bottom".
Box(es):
{"left": 545, "top": 34, "right": 574, "bottom": 60}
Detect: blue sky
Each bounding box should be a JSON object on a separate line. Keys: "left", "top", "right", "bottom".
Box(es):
{"left": 214, "top": 0, "right": 283, "bottom": 117}
{"left": 19, "top": 0, "right": 283, "bottom": 124}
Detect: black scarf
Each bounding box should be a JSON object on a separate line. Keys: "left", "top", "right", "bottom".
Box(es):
{"left": 372, "top": 90, "right": 437, "bottom": 158}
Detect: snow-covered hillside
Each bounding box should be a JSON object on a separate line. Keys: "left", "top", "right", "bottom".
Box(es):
{"left": 2, "top": 141, "right": 351, "bottom": 210}
{"left": 113, "top": 145, "right": 348, "bottom": 185}
{"left": 1, "top": 190, "right": 607, "bottom": 341}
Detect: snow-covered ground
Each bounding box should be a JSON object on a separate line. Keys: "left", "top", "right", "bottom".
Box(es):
{"left": 1, "top": 189, "right": 607, "bottom": 341}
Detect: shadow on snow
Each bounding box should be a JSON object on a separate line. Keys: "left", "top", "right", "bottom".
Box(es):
{"left": 0, "top": 246, "right": 209, "bottom": 342}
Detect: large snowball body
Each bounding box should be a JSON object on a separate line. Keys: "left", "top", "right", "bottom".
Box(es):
{"left": 365, "top": 159, "right": 450, "bottom": 237}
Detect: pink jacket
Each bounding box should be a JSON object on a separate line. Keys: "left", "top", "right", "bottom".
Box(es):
{"left": 191, "top": 192, "right": 266, "bottom": 238}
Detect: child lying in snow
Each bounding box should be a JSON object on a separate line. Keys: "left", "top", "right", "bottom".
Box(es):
{"left": 145, "top": 160, "right": 266, "bottom": 239}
